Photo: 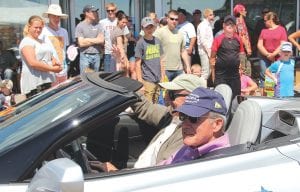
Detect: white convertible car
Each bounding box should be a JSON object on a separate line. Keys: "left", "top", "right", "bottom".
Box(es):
{"left": 0, "top": 72, "right": 300, "bottom": 192}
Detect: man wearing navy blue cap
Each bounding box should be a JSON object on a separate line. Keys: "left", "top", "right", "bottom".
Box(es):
{"left": 160, "top": 87, "right": 230, "bottom": 165}
{"left": 75, "top": 4, "right": 104, "bottom": 74}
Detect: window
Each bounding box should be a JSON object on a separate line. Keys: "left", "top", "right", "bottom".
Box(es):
{"left": 0, "top": 0, "right": 48, "bottom": 50}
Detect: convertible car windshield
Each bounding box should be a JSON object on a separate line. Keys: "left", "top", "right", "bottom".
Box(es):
{"left": 0, "top": 82, "right": 115, "bottom": 153}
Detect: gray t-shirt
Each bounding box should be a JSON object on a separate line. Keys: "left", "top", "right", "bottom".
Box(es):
{"left": 99, "top": 18, "right": 130, "bottom": 54}
{"left": 75, "top": 21, "right": 103, "bottom": 54}
{"left": 110, "top": 26, "right": 128, "bottom": 53}
{"left": 135, "top": 37, "right": 163, "bottom": 83}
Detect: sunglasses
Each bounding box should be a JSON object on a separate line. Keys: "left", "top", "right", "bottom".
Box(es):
{"left": 168, "top": 91, "right": 188, "bottom": 101}
{"left": 179, "top": 113, "right": 212, "bottom": 123}
{"left": 179, "top": 113, "right": 202, "bottom": 123}
{"left": 169, "top": 17, "right": 178, "bottom": 21}
{"left": 106, "top": 9, "right": 115, "bottom": 13}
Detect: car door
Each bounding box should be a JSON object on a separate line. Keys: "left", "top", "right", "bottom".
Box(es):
{"left": 84, "top": 135, "right": 300, "bottom": 191}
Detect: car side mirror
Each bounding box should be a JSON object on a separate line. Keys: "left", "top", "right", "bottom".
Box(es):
{"left": 26, "top": 158, "right": 84, "bottom": 192}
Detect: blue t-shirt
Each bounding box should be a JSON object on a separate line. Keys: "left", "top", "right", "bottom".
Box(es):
{"left": 135, "top": 37, "right": 163, "bottom": 83}
{"left": 268, "top": 59, "right": 295, "bottom": 96}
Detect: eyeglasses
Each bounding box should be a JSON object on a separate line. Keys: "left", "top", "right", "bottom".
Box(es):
{"left": 179, "top": 113, "right": 209, "bottom": 123}
{"left": 168, "top": 91, "right": 188, "bottom": 101}
{"left": 179, "top": 113, "right": 213, "bottom": 124}
{"left": 106, "top": 9, "right": 115, "bottom": 13}
{"left": 169, "top": 17, "right": 178, "bottom": 21}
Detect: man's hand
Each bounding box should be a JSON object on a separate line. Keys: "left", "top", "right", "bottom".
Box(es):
{"left": 90, "top": 161, "right": 118, "bottom": 172}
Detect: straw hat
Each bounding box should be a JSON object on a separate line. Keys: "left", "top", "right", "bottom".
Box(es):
{"left": 42, "top": 4, "right": 68, "bottom": 19}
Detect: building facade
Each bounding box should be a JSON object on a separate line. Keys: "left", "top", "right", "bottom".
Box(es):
{"left": 0, "top": 0, "right": 298, "bottom": 51}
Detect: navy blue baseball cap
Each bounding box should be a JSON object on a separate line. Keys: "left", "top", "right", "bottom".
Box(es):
{"left": 173, "top": 87, "right": 227, "bottom": 117}
{"left": 224, "top": 15, "right": 236, "bottom": 25}
{"left": 83, "top": 5, "right": 99, "bottom": 13}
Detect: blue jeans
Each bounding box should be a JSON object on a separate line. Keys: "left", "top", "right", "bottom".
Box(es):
{"left": 103, "top": 54, "right": 116, "bottom": 72}
{"left": 79, "top": 53, "right": 101, "bottom": 74}
{"left": 165, "top": 70, "right": 183, "bottom": 81}
{"left": 259, "top": 57, "right": 272, "bottom": 87}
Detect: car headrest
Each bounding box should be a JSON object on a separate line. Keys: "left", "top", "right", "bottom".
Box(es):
{"left": 214, "top": 84, "right": 232, "bottom": 114}
{"left": 226, "top": 100, "right": 262, "bottom": 145}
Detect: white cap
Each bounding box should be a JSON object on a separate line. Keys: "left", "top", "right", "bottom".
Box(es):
{"left": 281, "top": 41, "right": 293, "bottom": 52}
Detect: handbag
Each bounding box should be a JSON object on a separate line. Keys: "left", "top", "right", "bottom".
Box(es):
{"left": 264, "top": 62, "right": 283, "bottom": 97}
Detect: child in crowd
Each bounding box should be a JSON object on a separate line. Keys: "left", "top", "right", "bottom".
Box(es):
{"left": 135, "top": 17, "right": 164, "bottom": 103}
{"left": 191, "top": 64, "right": 202, "bottom": 77}
{"left": 0, "top": 79, "right": 15, "bottom": 110}
{"left": 240, "top": 66, "right": 258, "bottom": 96}
{"left": 265, "top": 41, "right": 295, "bottom": 97}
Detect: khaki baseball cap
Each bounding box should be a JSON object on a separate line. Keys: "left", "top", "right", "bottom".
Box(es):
{"left": 159, "top": 74, "right": 207, "bottom": 92}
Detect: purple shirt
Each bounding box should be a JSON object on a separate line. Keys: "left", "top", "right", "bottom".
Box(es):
{"left": 159, "top": 133, "right": 230, "bottom": 165}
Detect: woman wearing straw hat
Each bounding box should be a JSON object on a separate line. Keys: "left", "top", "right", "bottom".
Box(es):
{"left": 40, "top": 4, "right": 69, "bottom": 86}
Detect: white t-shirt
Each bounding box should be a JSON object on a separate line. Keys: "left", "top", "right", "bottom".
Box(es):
{"left": 197, "top": 19, "right": 214, "bottom": 55}
{"left": 99, "top": 18, "right": 129, "bottom": 54}
{"left": 39, "top": 25, "right": 69, "bottom": 76}
{"left": 176, "top": 21, "right": 196, "bottom": 49}
{"left": 19, "top": 37, "right": 55, "bottom": 94}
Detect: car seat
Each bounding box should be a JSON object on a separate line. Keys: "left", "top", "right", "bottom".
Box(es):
{"left": 226, "top": 100, "right": 262, "bottom": 145}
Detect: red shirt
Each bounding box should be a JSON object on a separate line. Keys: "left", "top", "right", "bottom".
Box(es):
{"left": 211, "top": 33, "right": 244, "bottom": 78}
{"left": 259, "top": 25, "right": 287, "bottom": 53}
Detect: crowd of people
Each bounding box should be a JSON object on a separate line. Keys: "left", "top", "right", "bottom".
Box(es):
{"left": 0, "top": 3, "right": 297, "bottom": 107}
{"left": 0, "top": 2, "right": 300, "bottom": 170}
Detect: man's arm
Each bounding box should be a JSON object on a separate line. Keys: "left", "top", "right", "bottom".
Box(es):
{"left": 210, "top": 51, "right": 216, "bottom": 83}
{"left": 77, "top": 32, "right": 104, "bottom": 48}
{"left": 181, "top": 49, "right": 191, "bottom": 74}
{"left": 187, "top": 37, "right": 196, "bottom": 56}
{"left": 131, "top": 94, "right": 172, "bottom": 128}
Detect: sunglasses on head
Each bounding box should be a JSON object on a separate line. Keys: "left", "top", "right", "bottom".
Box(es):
{"left": 169, "top": 17, "right": 178, "bottom": 21}
{"left": 168, "top": 90, "right": 188, "bottom": 101}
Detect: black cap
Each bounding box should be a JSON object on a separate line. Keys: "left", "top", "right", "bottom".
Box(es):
{"left": 224, "top": 15, "right": 236, "bottom": 25}
{"left": 177, "top": 8, "right": 187, "bottom": 16}
{"left": 262, "top": 7, "right": 270, "bottom": 14}
{"left": 83, "top": 5, "right": 99, "bottom": 13}
{"left": 193, "top": 9, "right": 201, "bottom": 15}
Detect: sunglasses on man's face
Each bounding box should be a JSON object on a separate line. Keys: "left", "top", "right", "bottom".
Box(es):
{"left": 168, "top": 91, "right": 188, "bottom": 101}
{"left": 179, "top": 113, "right": 212, "bottom": 124}
{"left": 169, "top": 17, "right": 178, "bottom": 21}
{"left": 179, "top": 113, "right": 201, "bottom": 123}
{"left": 106, "top": 9, "right": 115, "bottom": 13}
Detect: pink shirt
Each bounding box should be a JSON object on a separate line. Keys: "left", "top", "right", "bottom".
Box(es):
{"left": 259, "top": 25, "right": 287, "bottom": 53}
{"left": 159, "top": 133, "right": 230, "bottom": 165}
{"left": 241, "top": 74, "right": 252, "bottom": 89}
